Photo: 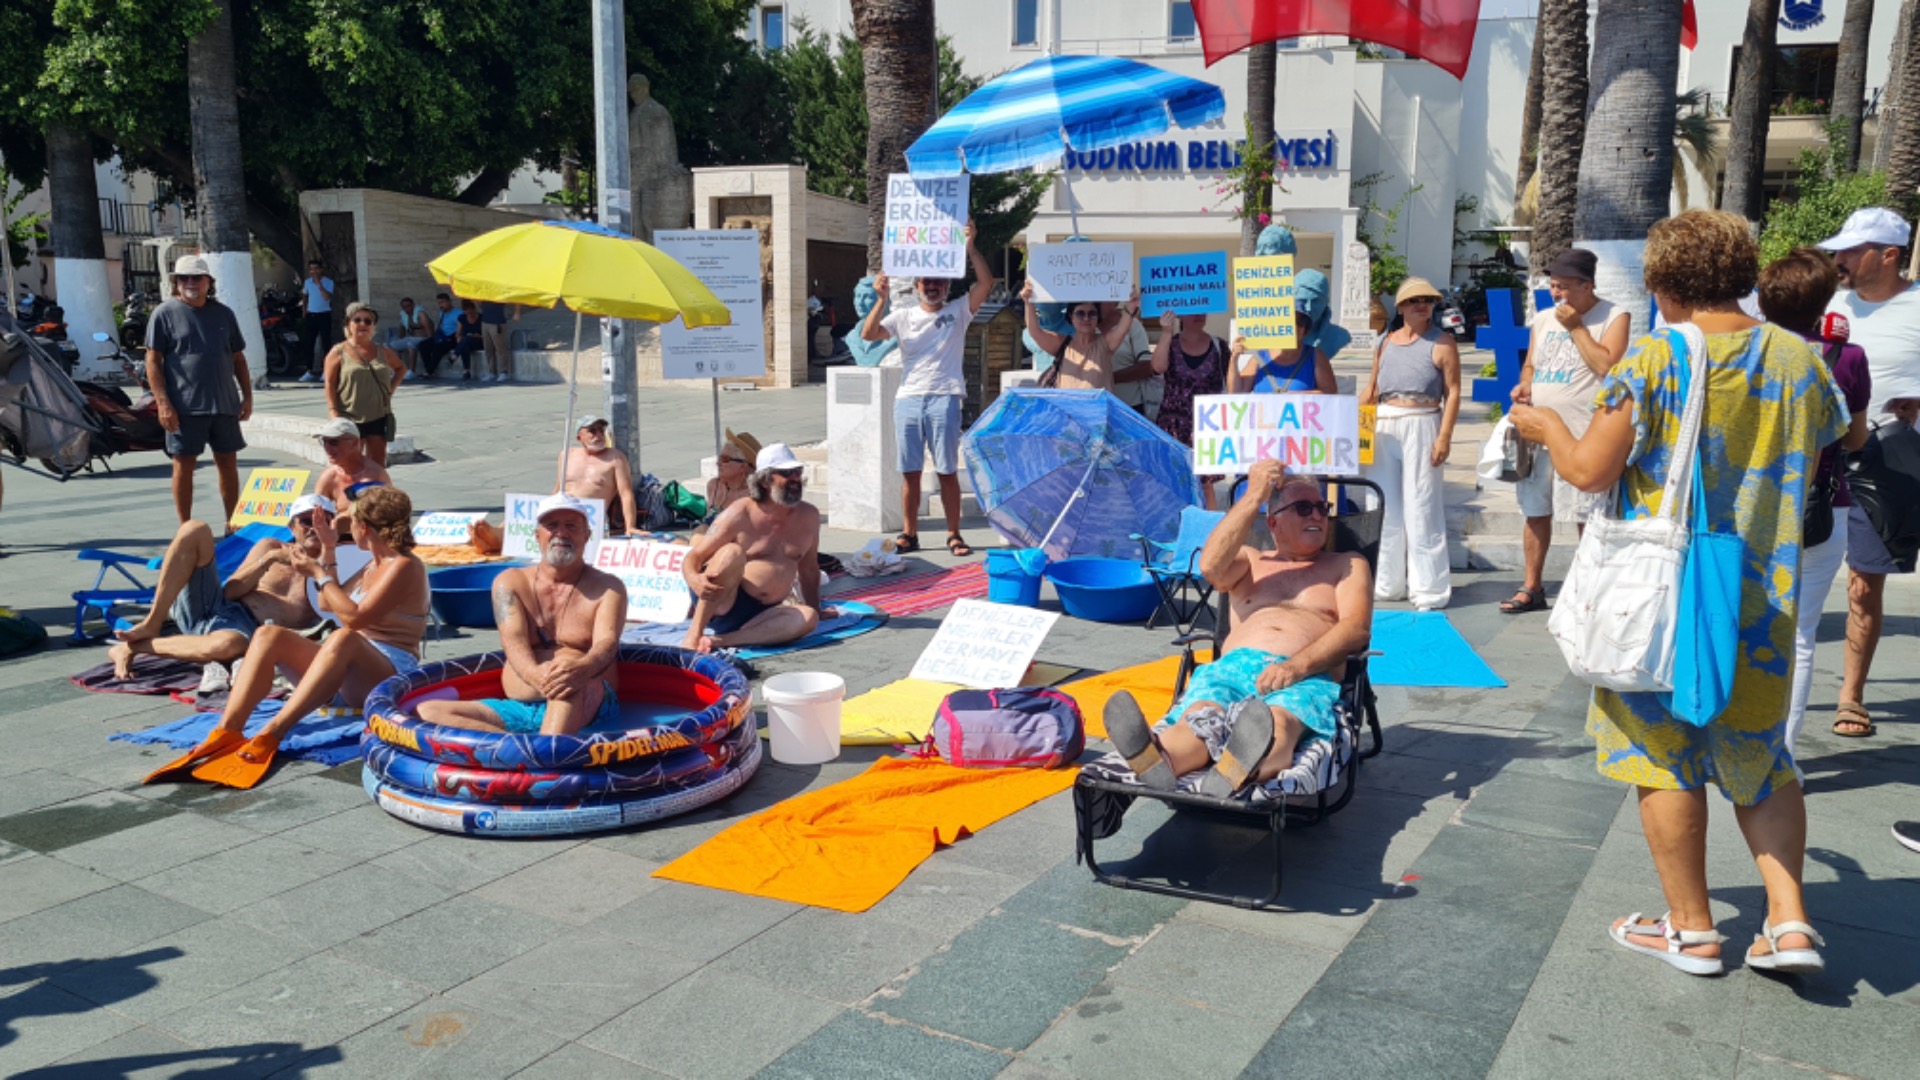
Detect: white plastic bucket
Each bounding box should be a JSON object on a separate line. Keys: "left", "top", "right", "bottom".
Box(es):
{"left": 762, "top": 672, "right": 845, "bottom": 765}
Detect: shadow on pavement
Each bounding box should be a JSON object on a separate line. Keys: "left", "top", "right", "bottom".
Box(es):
{"left": 0, "top": 948, "right": 182, "bottom": 1049}
{"left": 1711, "top": 847, "right": 1919, "bottom": 1007}
{"left": 12, "top": 1042, "right": 341, "bottom": 1078}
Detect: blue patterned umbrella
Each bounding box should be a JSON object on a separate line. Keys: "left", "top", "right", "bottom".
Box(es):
{"left": 963, "top": 390, "right": 1198, "bottom": 561}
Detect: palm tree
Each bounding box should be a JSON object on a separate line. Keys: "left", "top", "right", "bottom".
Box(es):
{"left": 1527, "top": 0, "right": 1589, "bottom": 276}
{"left": 1514, "top": 18, "right": 1547, "bottom": 206}
{"left": 44, "top": 123, "right": 116, "bottom": 356}
{"left": 1722, "top": 0, "right": 1779, "bottom": 221}
{"left": 1869, "top": 0, "right": 1912, "bottom": 174}
{"left": 187, "top": 0, "right": 264, "bottom": 382}
{"left": 1575, "top": 0, "right": 1683, "bottom": 324}
{"left": 852, "top": 0, "right": 937, "bottom": 271}
{"left": 1240, "top": 42, "right": 1276, "bottom": 257}
{"left": 1832, "top": 0, "right": 1875, "bottom": 172}
{"left": 1515, "top": 89, "right": 1721, "bottom": 219}
{"left": 1885, "top": 0, "right": 1920, "bottom": 215}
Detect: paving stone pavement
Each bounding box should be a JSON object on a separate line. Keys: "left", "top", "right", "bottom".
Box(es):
{"left": 0, "top": 375, "right": 1915, "bottom": 1078}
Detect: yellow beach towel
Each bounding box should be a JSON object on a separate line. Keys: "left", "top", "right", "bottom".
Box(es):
{"left": 838, "top": 663, "right": 1082, "bottom": 746}
{"left": 655, "top": 757, "right": 1076, "bottom": 912}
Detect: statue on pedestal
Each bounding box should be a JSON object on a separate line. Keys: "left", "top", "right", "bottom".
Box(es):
{"left": 844, "top": 276, "right": 898, "bottom": 367}
{"left": 627, "top": 74, "right": 693, "bottom": 242}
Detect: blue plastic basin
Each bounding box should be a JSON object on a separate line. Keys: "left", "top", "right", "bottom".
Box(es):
{"left": 428, "top": 562, "right": 524, "bottom": 629}
{"left": 1044, "top": 558, "right": 1159, "bottom": 623}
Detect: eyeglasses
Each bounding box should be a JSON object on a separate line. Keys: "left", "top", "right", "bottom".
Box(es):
{"left": 1269, "top": 499, "right": 1332, "bottom": 518}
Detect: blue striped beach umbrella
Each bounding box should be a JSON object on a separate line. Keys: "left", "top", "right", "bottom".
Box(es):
{"left": 904, "top": 54, "right": 1226, "bottom": 230}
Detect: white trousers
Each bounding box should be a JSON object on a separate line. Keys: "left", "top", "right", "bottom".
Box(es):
{"left": 1366, "top": 409, "right": 1452, "bottom": 609}
{"left": 1785, "top": 527, "right": 1848, "bottom": 753}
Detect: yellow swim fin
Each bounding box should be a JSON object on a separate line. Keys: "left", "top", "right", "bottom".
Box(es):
{"left": 188, "top": 734, "right": 280, "bottom": 789}
{"left": 143, "top": 730, "right": 246, "bottom": 785}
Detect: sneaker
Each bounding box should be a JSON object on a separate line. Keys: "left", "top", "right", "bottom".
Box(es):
{"left": 297, "top": 371, "right": 317, "bottom": 383}
{"left": 1895, "top": 821, "right": 1920, "bottom": 854}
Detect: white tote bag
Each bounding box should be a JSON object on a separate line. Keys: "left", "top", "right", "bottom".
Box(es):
{"left": 1547, "top": 326, "right": 1709, "bottom": 692}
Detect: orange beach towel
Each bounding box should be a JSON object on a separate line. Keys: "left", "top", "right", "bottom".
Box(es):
{"left": 1058, "top": 651, "right": 1211, "bottom": 739}
{"left": 654, "top": 757, "right": 1075, "bottom": 912}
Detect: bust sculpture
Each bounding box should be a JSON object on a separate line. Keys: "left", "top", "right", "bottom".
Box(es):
{"left": 845, "top": 276, "right": 898, "bottom": 367}
{"left": 627, "top": 74, "right": 693, "bottom": 242}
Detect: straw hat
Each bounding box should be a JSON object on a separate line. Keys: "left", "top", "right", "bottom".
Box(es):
{"left": 724, "top": 428, "right": 763, "bottom": 463}
{"left": 1394, "top": 278, "right": 1443, "bottom": 306}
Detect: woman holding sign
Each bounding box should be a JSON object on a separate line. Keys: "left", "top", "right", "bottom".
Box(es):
{"left": 1149, "top": 312, "right": 1228, "bottom": 508}
{"left": 1226, "top": 269, "right": 1342, "bottom": 395}
{"left": 1021, "top": 280, "right": 1141, "bottom": 392}
{"left": 1360, "top": 277, "right": 1461, "bottom": 611}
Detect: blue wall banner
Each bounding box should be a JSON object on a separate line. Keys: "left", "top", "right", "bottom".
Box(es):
{"left": 1140, "top": 252, "right": 1229, "bottom": 316}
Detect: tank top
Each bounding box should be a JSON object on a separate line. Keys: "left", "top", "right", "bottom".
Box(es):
{"left": 1246, "top": 346, "right": 1321, "bottom": 393}
{"left": 1375, "top": 327, "right": 1446, "bottom": 400}
{"left": 336, "top": 343, "right": 393, "bottom": 424}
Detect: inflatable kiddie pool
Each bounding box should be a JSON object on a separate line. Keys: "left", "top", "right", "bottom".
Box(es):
{"left": 360, "top": 644, "right": 759, "bottom": 836}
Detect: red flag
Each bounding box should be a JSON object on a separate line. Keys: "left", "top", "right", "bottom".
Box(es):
{"left": 1193, "top": 0, "right": 1481, "bottom": 80}
{"left": 1680, "top": 0, "right": 1698, "bottom": 49}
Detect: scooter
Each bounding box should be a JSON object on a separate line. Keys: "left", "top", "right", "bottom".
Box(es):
{"left": 258, "top": 285, "right": 301, "bottom": 376}
{"left": 1436, "top": 287, "right": 1471, "bottom": 342}
{"left": 119, "top": 291, "right": 153, "bottom": 349}
{"left": 28, "top": 304, "right": 79, "bottom": 373}
{"left": 15, "top": 285, "right": 52, "bottom": 324}
{"left": 89, "top": 331, "right": 148, "bottom": 389}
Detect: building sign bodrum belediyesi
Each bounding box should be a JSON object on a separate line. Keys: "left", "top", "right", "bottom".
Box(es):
{"left": 1026, "top": 242, "right": 1135, "bottom": 303}
{"left": 1140, "top": 252, "right": 1229, "bottom": 316}
{"left": 1233, "top": 255, "right": 1298, "bottom": 350}
{"left": 1064, "top": 131, "right": 1339, "bottom": 174}
{"left": 1191, "top": 394, "right": 1362, "bottom": 475}
{"left": 882, "top": 173, "right": 970, "bottom": 277}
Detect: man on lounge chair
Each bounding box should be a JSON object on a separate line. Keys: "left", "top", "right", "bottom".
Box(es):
{"left": 1106, "top": 459, "right": 1373, "bottom": 796}
{"left": 415, "top": 494, "right": 628, "bottom": 736}
{"left": 680, "top": 443, "right": 834, "bottom": 653}
{"left": 107, "top": 495, "right": 334, "bottom": 680}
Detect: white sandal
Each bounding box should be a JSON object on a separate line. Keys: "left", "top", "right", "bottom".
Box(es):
{"left": 1608, "top": 911, "right": 1726, "bottom": 976}
{"left": 1746, "top": 920, "right": 1826, "bottom": 975}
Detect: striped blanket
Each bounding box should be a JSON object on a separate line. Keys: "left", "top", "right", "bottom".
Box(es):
{"left": 827, "top": 563, "right": 988, "bottom": 617}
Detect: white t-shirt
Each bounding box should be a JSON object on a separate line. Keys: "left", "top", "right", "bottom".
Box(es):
{"left": 882, "top": 297, "right": 972, "bottom": 398}
{"left": 1527, "top": 298, "right": 1625, "bottom": 432}
{"left": 1829, "top": 282, "right": 1920, "bottom": 417}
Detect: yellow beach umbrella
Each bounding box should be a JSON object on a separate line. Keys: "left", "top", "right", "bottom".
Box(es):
{"left": 427, "top": 219, "right": 732, "bottom": 478}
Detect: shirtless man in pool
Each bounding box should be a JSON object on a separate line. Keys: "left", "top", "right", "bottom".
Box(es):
{"left": 679, "top": 443, "right": 834, "bottom": 653}
{"left": 415, "top": 494, "right": 628, "bottom": 736}
{"left": 1105, "top": 459, "right": 1373, "bottom": 795}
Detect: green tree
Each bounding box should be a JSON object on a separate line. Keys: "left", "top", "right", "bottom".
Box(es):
{"left": 1757, "top": 132, "right": 1890, "bottom": 263}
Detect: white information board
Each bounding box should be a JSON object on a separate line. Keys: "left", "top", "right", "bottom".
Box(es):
{"left": 909, "top": 599, "right": 1060, "bottom": 689}
{"left": 1026, "top": 242, "right": 1135, "bottom": 303}
{"left": 413, "top": 511, "right": 487, "bottom": 547}
{"left": 502, "top": 493, "right": 606, "bottom": 562}
{"left": 590, "top": 538, "right": 695, "bottom": 623}
{"left": 655, "top": 229, "right": 767, "bottom": 380}
{"left": 882, "top": 173, "right": 970, "bottom": 277}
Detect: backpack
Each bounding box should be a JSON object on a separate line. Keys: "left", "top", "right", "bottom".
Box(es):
{"left": 0, "top": 606, "right": 48, "bottom": 658}
{"left": 918, "top": 688, "right": 1084, "bottom": 769}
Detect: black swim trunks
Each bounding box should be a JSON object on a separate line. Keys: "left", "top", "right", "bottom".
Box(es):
{"left": 707, "top": 589, "right": 780, "bottom": 635}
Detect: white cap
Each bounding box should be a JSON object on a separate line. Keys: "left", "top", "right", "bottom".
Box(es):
{"left": 314, "top": 417, "right": 359, "bottom": 440}
{"left": 288, "top": 493, "right": 336, "bottom": 523}
{"left": 1818, "top": 208, "right": 1912, "bottom": 251}
{"left": 535, "top": 492, "right": 593, "bottom": 526}
{"left": 576, "top": 413, "right": 608, "bottom": 431}
{"left": 172, "top": 254, "right": 213, "bottom": 278}
{"left": 755, "top": 443, "right": 805, "bottom": 472}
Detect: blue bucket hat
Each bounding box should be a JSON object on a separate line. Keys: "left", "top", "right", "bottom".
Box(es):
{"left": 1294, "top": 269, "right": 1351, "bottom": 356}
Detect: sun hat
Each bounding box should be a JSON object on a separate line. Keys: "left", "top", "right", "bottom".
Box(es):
{"left": 755, "top": 443, "right": 806, "bottom": 473}
{"left": 1395, "top": 278, "right": 1443, "bottom": 306}
{"left": 171, "top": 254, "right": 213, "bottom": 278}
{"left": 1818, "top": 208, "right": 1912, "bottom": 251}
{"left": 723, "top": 428, "right": 763, "bottom": 463}
{"left": 1546, "top": 248, "right": 1599, "bottom": 282}
{"left": 314, "top": 417, "right": 359, "bottom": 440}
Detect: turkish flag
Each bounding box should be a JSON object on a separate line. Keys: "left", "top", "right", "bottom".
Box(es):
{"left": 1681, "top": 0, "right": 1698, "bottom": 49}
{"left": 1193, "top": 0, "right": 1480, "bottom": 80}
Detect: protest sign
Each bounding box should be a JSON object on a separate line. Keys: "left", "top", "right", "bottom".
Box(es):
{"left": 1027, "top": 242, "right": 1135, "bottom": 303}
{"left": 591, "top": 538, "right": 696, "bottom": 623}
{"left": 909, "top": 599, "right": 1060, "bottom": 689}
{"left": 502, "top": 493, "right": 605, "bottom": 562}
{"left": 413, "top": 512, "right": 488, "bottom": 547}
{"left": 655, "top": 229, "right": 765, "bottom": 379}
{"left": 1358, "top": 404, "right": 1377, "bottom": 465}
{"left": 1232, "top": 255, "right": 1297, "bottom": 350}
{"left": 1190, "top": 394, "right": 1362, "bottom": 475}
{"left": 1140, "top": 251, "right": 1228, "bottom": 316}
{"left": 229, "top": 468, "right": 310, "bottom": 528}
{"left": 882, "top": 174, "right": 969, "bottom": 277}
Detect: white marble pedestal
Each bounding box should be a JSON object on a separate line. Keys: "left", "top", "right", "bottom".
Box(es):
{"left": 827, "top": 366, "right": 904, "bottom": 534}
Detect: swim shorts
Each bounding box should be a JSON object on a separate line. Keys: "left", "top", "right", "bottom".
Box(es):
{"left": 1157, "top": 648, "right": 1341, "bottom": 750}
{"left": 170, "top": 562, "right": 258, "bottom": 640}
{"left": 707, "top": 589, "right": 781, "bottom": 636}
{"left": 479, "top": 680, "right": 621, "bottom": 734}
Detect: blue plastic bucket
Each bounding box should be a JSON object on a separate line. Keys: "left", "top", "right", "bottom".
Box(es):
{"left": 986, "top": 549, "right": 1045, "bottom": 607}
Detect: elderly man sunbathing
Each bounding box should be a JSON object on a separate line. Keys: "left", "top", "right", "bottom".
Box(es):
{"left": 108, "top": 494, "right": 335, "bottom": 680}
{"left": 680, "top": 443, "right": 833, "bottom": 653}
{"left": 1106, "top": 460, "right": 1373, "bottom": 796}
{"left": 416, "top": 494, "right": 628, "bottom": 736}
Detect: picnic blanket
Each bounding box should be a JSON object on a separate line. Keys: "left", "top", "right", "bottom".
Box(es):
{"left": 71, "top": 654, "right": 205, "bottom": 697}
{"left": 827, "top": 563, "right": 989, "bottom": 617}
{"left": 620, "top": 601, "right": 885, "bottom": 659}
{"left": 109, "top": 700, "right": 365, "bottom": 767}
{"left": 839, "top": 662, "right": 1083, "bottom": 746}
{"left": 653, "top": 756, "right": 1076, "bottom": 912}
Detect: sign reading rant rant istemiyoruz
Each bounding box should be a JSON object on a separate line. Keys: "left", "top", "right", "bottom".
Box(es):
{"left": 1191, "top": 394, "right": 1362, "bottom": 476}
{"left": 883, "top": 174, "right": 970, "bottom": 277}
{"left": 1026, "top": 242, "right": 1136, "bottom": 303}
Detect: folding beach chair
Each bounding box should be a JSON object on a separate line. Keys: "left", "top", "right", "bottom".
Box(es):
{"left": 1134, "top": 506, "right": 1224, "bottom": 635}
{"left": 70, "top": 523, "right": 294, "bottom": 642}
{"left": 1073, "top": 476, "right": 1385, "bottom": 909}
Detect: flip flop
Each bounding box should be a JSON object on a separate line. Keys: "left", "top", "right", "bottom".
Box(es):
{"left": 1833, "top": 702, "right": 1875, "bottom": 738}
{"left": 1607, "top": 911, "right": 1725, "bottom": 977}
{"left": 142, "top": 729, "right": 247, "bottom": 785}
{"left": 1197, "top": 699, "right": 1275, "bottom": 798}
{"left": 189, "top": 733, "right": 280, "bottom": 789}
{"left": 1747, "top": 920, "right": 1826, "bottom": 976}
{"left": 1104, "top": 691, "right": 1176, "bottom": 791}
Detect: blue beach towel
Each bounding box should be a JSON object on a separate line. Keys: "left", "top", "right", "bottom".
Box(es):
{"left": 110, "top": 700, "right": 366, "bottom": 766}
{"left": 619, "top": 600, "right": 886, "bottom": 659}
{"left": 1367, "top": 611, "right": 1507, "bottom": 689}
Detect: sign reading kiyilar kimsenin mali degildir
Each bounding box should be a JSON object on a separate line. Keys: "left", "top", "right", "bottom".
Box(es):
{"left": 1140, "top": 251, "right": 1228, "bottom": 316}
{"left": 1191, "top": 394, "right": 1361, "bottom": 476}
{"left": 882, "top": 174, "right": 970, "bottom": 277}
{"left": 1233, "top": 254, "right": 1297, "bottom": 350}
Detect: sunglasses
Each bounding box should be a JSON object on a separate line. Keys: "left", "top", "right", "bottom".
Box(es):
{"left": 291, "top": 514, "right": 315, "bottom": 528}
{"left": 1269, "top": 499, "right": 1332, "bottom": 519}
{"left": 1071, "top": 310, "right": 1100, "bottom": 321}
{"left": 1402, "top": 297, "right": 1436, "bottom": 306}
{"left": 321, "top": 435, "right": 356, "bottom": 446}
{"left": 349, "top": 317, "right": 376, "bottom": 326}
{"left": 720, "top": 455, "right": 749, "bottom": 465}
{"left": 176, "top": 275, "right": 209, "bottom": 283}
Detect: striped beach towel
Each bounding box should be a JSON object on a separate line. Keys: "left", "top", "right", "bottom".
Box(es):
{"left": 828, "top": 563, "right": 989, "bottom": 617}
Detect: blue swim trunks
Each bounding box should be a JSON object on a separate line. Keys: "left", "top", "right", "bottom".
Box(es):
{"left": 1157, "top": 648, "right": 1341, "bottom": 744}
{"left": 481, "top": 681, "right": 621, "bottom": 734}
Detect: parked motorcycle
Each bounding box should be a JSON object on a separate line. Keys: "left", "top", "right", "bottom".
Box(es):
{"left": 1436, "top": 287, "right": 1472, "bottom": 343}
{"left": 119, "top": 290, "right": 153, "bottom": 349}
{"left": 258, "top": 285, "right": 301, "bottom": 376}
{"left": 89, "top": 331, "right": 148, "bottom": 389}
{"left": 15, "top": 285, "right": 53, "bottom": 324}
{"left": 27, "top": 305, "right": 79, "bottom": 373}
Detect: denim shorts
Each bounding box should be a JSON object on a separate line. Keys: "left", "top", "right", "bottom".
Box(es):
{"left": 895, "top": 394, "right": 961, "bottom": 475}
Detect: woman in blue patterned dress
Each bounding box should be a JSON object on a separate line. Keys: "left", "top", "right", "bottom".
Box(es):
{"left": 1509, "top": 211, "right": 1848, "bottom": 978}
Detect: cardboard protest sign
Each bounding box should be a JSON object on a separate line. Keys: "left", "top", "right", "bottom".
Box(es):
{"left": 1232, "top": 255, "right": 1298, "bottom": 350}
{"left": 909, "top": 599, "right": 1060, "bottom": 689}
{"left": 413, "top": 512, "right": 488, "bottom": 547}
{"left": 1027, "top": 242, "right": 1135, "bottom": 303}
{"left": 1140, "top": 251, "right": 1228, "bottom": 316}
{"left": 1358, "top": 404, "right": 1377, "bottom": 465}
{"left": 591, "top": 538, "right": 695, "bottom": 623}
{"left": 502, "top": 493, "right": 606, "bottom": 562}
{"left": 655, "top": 229, "right": 765, "bottom": 379}
{"left": 229, "top": 468, "right": 310, "bottom": 528}
{"left": 1190, "top": 394, "right": 1362, "bottom": 476}
{"left": 882, "top": 174, "right": 970, "bottom": 277}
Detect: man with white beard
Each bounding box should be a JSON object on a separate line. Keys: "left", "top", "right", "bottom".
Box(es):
{"left": 415, "top": 494, "right": 628, "bottom": 736}
{"left": 680, "top": 443, "right": 833, "bottom": 653}
{"left": 557, "top": 414, "right": 641, "bottom": 535}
